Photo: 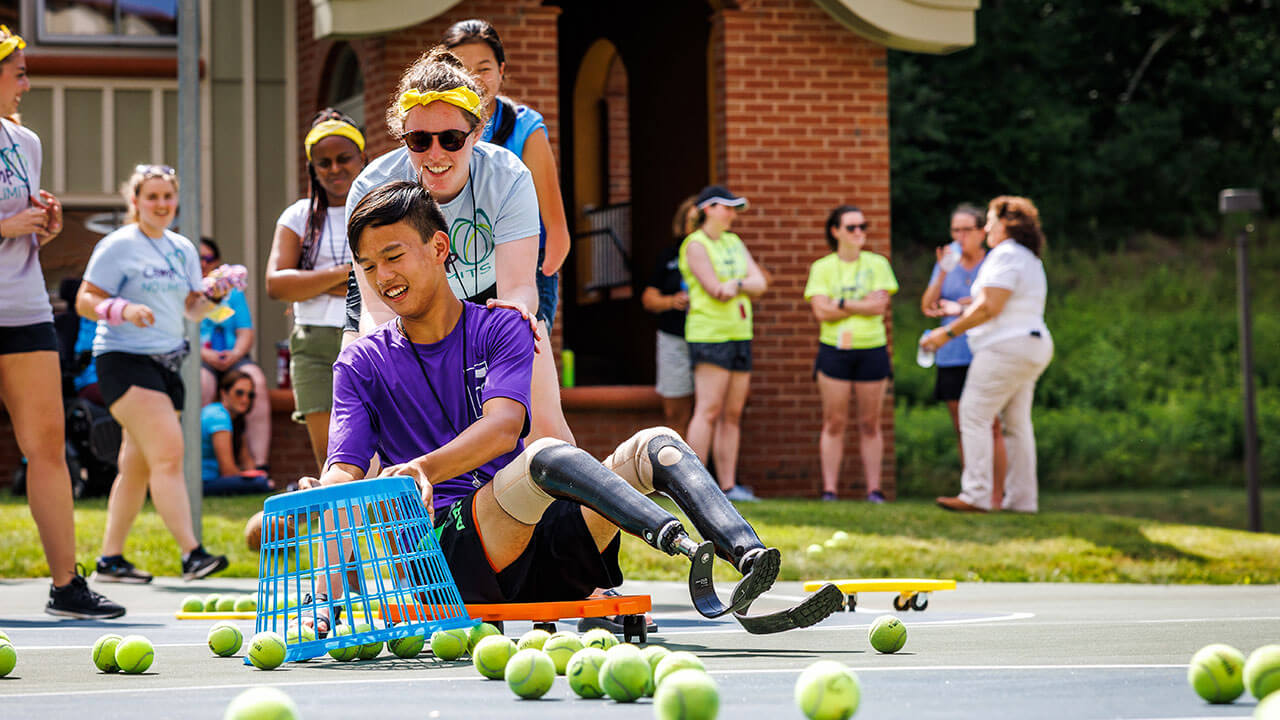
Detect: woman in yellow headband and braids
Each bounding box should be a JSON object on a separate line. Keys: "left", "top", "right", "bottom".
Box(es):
{"left": 0, "top": 26, "right": 124, "bottom": 619}
{"left": 265, "top": 109, "right": 367, "bottom": 470}
{"left": 344, "top": 46, "right": 574, "bottom": 446}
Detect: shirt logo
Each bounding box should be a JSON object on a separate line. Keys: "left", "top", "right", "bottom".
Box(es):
{"left": 446, "top": 208, "right": 495, "bottom": 296}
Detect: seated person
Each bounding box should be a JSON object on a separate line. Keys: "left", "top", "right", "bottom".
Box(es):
{"left": 302, "top": 182, "right": 837, "bottom": 635}
{"left": 198, "top": 238, "right": 271, "bottom": 468}
{"left": 201, "top": 369, "right": 271, "bottom": 495}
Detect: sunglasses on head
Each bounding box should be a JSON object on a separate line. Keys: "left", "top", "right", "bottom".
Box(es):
{"left": 400, "top": 129, "right": 469, "bottom": 153}
{"left": 135, "top": 163, "right": 176, "bottom": 178}
{"left": 845, "top": 222, "right": 869, "bottom": 232}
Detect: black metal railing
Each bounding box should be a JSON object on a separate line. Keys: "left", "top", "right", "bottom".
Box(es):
{"left": 576, "top": 202, "right": 632, "bottom": 291}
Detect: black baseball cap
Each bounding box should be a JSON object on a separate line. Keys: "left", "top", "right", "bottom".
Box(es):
{"left": 696, "top": 185, "right": 748, "bottom": 210}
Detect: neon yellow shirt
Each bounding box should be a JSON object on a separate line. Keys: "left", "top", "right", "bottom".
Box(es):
{"left": 804, "top": 251, "right": 898, "bottom": 349}
{"left": 678, "top": 229, "right": 752, "bottom": 342}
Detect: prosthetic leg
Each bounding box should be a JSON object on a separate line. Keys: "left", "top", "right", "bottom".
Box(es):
{"left": 606, "top": 428, "right": 843, "bottom": 634}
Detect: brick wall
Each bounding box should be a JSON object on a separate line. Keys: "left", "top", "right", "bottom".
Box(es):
{"left": 604, "top": 57, "right": 630, "bottom": 206}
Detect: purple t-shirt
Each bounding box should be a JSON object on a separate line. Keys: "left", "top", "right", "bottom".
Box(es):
{"left": 327, "top": 303, "right": 534, "bottom": 516}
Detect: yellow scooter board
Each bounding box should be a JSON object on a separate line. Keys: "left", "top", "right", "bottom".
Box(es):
{"left": 801, "top": 578, "right": 956, "bottom": 612}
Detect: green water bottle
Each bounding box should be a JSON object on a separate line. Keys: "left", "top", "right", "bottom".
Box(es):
{"left": 561, "top": 349, "right": 575, "bottom": 388}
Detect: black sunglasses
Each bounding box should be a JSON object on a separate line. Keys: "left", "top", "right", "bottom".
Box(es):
{"left": 231, "top": 389, "right": 256, "bottom": 400}
{"left": 400, "top": 129, "right": 469, "bottom": 153}
{"left": 200, "top": 254, "right": 218, "bottom": 263}
{"left": 844, "top": 223, "right": 869, "bottom": 232}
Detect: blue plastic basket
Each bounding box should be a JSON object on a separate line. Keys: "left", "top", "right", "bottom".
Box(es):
{"left": 249, "top": 476, "right": 475, "bottom": 664}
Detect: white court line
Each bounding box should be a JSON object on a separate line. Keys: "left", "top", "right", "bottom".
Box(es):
{"left": 651, "top": 611, "right": 1036, "bottom": 636}
{"left": 16, "top": 642, "right": 208, "bottom": 651}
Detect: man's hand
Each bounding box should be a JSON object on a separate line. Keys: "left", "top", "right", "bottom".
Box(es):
{"left": 378, "top": 459, "right": 434, "bottom": 520}
{"left": 298, "top": 475, "right": 321, "bottom": 490}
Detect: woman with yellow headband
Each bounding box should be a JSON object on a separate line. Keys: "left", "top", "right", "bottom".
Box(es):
{"left": 266, "top": 108, "right": 367, "bottom": 470}
{"left": 345, "top": 47, "right": 574, "bottom": 446}
{"left": 0, "top": 26, "right": 124, "bottom": 618}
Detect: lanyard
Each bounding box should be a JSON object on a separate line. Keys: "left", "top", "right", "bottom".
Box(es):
{"left": 0, "top": 120, "right": 31, "bottom": 203}
{"left": 139, "top": 227, "right": 198, "bottom": 293}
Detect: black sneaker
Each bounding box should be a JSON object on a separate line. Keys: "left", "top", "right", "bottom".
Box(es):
{"left": 181, "top": 547, "right": 228, "bottom": 580}
{"left": 91, "top": 555, "right": 154, "bottom": 584}
{"left": 46, "top": 564, "right": 127, "bottom": 619}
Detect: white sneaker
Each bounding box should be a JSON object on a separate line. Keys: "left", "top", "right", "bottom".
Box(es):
{"left": 724, "top": 485, "right": 759, "bottom": 502}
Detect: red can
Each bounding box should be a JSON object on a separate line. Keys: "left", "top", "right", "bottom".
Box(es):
{"left": 276, "top": 340, "right": 291, "bottom": 389}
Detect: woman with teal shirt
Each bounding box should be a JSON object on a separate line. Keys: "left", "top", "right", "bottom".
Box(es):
{"left": 200, "top": 369, "right": 270, "bottom": 495}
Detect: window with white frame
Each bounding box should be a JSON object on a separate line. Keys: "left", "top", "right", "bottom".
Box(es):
{"left": 38, "top": 0, "right": 177, "bottom": 45}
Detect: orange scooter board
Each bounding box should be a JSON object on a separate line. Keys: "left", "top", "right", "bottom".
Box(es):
{"left": 386, "top": 594, "right": 653, "bottom": 643}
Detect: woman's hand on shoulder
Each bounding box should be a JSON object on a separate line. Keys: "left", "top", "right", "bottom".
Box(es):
{"left": 485, "top": 298, "right": 543, "bottom": 349}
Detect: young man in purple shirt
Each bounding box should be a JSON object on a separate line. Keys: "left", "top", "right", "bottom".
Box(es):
{"left": 306, "top": 182, "right": 840, "bottom": 634}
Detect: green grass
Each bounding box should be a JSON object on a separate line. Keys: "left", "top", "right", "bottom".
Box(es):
{"left": 3, "top": 488, "right": 1278, "bottom": 584}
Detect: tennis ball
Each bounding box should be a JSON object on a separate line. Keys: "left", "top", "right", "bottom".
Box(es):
{"left": 248, "top": 631, "right": 287, "bottom": 670}
{"left": 354, "top": 622, "right": 382, "bottom": 660}
{"left": 655, "top": 668, "right": 720, "bottom": 720}
{"left": 328, "top": 625, "right": 359, "bottom": 662}
{"left": 115, "top": 635, "right": 155, "bottom": 674}
{"left": 473, "top": 634, "right": 518, "bottom": 679}
{"left": 285, "top": 622, "right": 316, "bottom": 645}
{"left": 823, "top": 539, "right": 839, "bottom": 549}
{"left": 600, "top": 645, "right": 650, "bottom": 703}
{"left": 223, "top": 686, "right": 299, "bottom": 720}
{"left": 204, "top": 594, "right": 221, "bottom": 612}
{"left": 795, "top": 660, "right": 860, "bottom": 720}
{"left": 92, "top": 633, "right": 123, "bottom": 672}
{"left": 430, "top": 628, "right": 468, "bottom": 661}
{"left": 654, "top": 651, "right": 707, "bottom": 688}
{"left": 216, "top": 596, "right": 237, "bottom": 613}
{"left": 0, "top": 641, "right": 16, "bottom": 678}
{"left": 181, "top": 595, "right": 204, "bottom": 613}
{"left": 567, "top": 647, "right": 608, "bottom": 699}
{"left": 642, "top": 645, "right": 672, "bottom": 696}
{"left": 544, "top": 633, "right": 584, "bottom": 675}
{"left": 234, "top": 595, "right": 257, "bottom": 613}
{"left": 0, "top": 630, "right": 8, "bottom": 642}
{"left": 868, "top": 615, "right": 907, "bottom": 654}
{"left": 582, "top": 627, "right": 618, "bottom": 651}
{"left": 208, "top": 623, "right": 244, "bottom": 657}
{"left": 1258, "top": 692, "right": 1280, "bottom": 720}
{"left": 468, "top": 622, "right": 502, "bottom": 653}
{"left": 389, "top": 633, "right": 426, "bottom": 659}
{"left": 806, "top": 544, "right": 824, "bottom": 556}
{"left": 1245, "top": 644, "right": 1280, "bottom": 701}
{"left": 832, "top": 530, "right": 850, "bottom": 543}
{"left": 517, "top": 629, "right": 552, "bottom": 651}
{"left": 505, "top": 648, "right": 555, "bottom": 699}
{"left": 1188, "top": 643, "right": 1246, "bottom": 704}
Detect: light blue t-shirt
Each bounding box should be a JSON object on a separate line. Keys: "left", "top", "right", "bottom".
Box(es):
{"left": 84, "top": 225, "right": 201, "bottom": 356}
{"left": 481, "top": 101, "right": 546, "bottom": 162}
{"left": 200, "top": 401, "right": 233, "bottom": 481}
{"left": 200, "top": 287, "right": 252, "bottom": 352}
{"left": 345, "top": 141, "right": 540, "bottom": 303}
{"left": 928, "top": 241, "right": 988, "bottom": 368}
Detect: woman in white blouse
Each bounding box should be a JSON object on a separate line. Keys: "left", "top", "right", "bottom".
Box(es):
{"left": 920, "top": 196, "right": 1052, "bottom": 513}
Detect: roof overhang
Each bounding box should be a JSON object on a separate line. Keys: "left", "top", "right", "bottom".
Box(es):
{"left": 813, "top": 0, "right": 979, "bottom": 54}
{"left": 310, "top": 0, "right": 463, "bottom": 39}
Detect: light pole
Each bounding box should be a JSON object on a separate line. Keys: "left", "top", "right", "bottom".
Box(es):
{"left": 179, "top": 0, "right": 203, "bottom": 539}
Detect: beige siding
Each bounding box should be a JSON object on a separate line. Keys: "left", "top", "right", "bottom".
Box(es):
{"left": 64, "top": 90, "right": 103, "bottom": 193}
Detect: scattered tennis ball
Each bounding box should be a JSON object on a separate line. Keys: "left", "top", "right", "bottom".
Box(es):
{"left": 0, "top": 641, "right": 16, "bottom": 677}
{"left": 204, "top": 594, "right": 221, "bottom": 612}
{"left": 642, "top": 645, "right": 672, "bottom": 696}
{"left": 234, "top": 595, "right": 257, "bottom": 613}
{"left": 567, "top": 647, "right": 608, "bottom": 698}
{"left": 1188, "top": 643, "right": 1246, "bottom": 704}
{"left": 582, "top": 627, "right": 618, "bottom": 651}
{"left": 654, "top": 651, "right": 707, "bottom": 688}
{"left": 223, "top": 686, "right": 299, "bottom": 720}
{"left": 468, "top": 622, "right": 502, "bottom": 653}
{"left": 389, "top": 633, "right": 426, "bottom": 659}
{"left": 285, "top": 622, "right": 316, "bottom": 646}
{"left": 505, "top": 648, "right": 555, "bottom": 699}
{"left": 208, "top": 623, "right": 244, "bottom": 657}
{"left": 805, "top": 544, "right": 824, "bottom": 556}
{"left": 328, "top": 625, "right": 359, "bottom": 662}
{"left": 517, "top": 629, "right": 552, "bottom": 651}
{"left": 655, "top": 668, "right": 720, "bottom": 720}
{"left": 354, "top": 622, "right": 382, "bottom": 660}
{"left": 1245, "top": 645, "right": 1280, "bottom": 701}
{"left": 823, "top": 539, "right": 839, "bottom": 549}
{"left": 1257, "top": 692, "right": 1280, "bottom": 720}
{"left": 832, "top": 530, "right": 850, "bottom": 543}
{"left": 216, "top": 596, "right": 237, "bottom": 613}
{"left": 544, "top": 633, "right": 584, "bottom": 674}
{"left": 868, "top": 615, "right": 907, "bottom": 654}
{"left": 114, "top": 635, "right": 154, "bottom": 674}
{"left": 92, "top": 633, "right": 123, "bottom": 673}
{"left": 248, "top": 631, "right": 287, "bottom": 670}
{"left": 430, "top": 628, "right": 469, "bottom": 661}
{"left": 0, "top": 630, "right": 9, "bottom": 642}
{"left": 600, "top": 644, "right": 650, "bottom": 703}
{"left": 180, "top": 596, "right": 204, "bottom": 613}
{"left": 795, "top": 660, "right": 860, "bottom": 720}
{"left": 473, "top": 634, "right": 518, "bottom": 679}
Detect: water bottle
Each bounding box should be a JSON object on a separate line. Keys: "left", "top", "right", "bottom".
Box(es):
{"left": 561, "top": 349, "right": 575, "bottom": 388}
{"left": 276, "top": 340, "right": 291, "bottom": 389}
{"left": 916, "top": 330, "right": 936, "bottom": 368}
{"left": 938, "top": 245, "right": 960, "bottom": 273}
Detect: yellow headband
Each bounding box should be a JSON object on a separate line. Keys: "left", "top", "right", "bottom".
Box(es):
{"left": 304, "top": 119, "right": 366, "bottom": 160}
{"left": 0, "top": 27, "right": 25, "bottom": 64}
{"left": 398, "top": 87, "right": 483, "bottom": 118}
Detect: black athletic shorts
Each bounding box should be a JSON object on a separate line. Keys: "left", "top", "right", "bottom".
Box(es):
{"left": 934, "top": 365, "right": 969, "bottom": 402}
{"left": 97, "top": 351, "right": 185, "bottom": 410}
{"left": 688, "top": 339, "right": 752, "bottom": 372}
{"left": 0, "top": 322, "right": 57, "bottom": 355}
{"left": 813, "top": 343, "right": 892, "bottom": 382}
{"left": 434, "top": 492, "right": 622, "bottom": 604}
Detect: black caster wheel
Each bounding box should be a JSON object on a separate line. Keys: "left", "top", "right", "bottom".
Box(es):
{"left": 533, "top": 622, "right": 557, "bottom": 634}
{"left": 911, "top": 593, "right": 929, "bottom": 611}
{"left": 892, "top": 595, "right": 910, "bottom": 612}
{"left": 844, "top": 594, "right": 857, "bottom": 612}
{"left": 622, "top": 614, "right": 647, "bottom": 645}
{"left": 491, "top": 620, "right": 505, "bottom": 634}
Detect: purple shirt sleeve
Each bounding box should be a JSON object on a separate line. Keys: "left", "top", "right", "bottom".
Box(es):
{"left": 476, "top": 307, "right": 535, "bottom": 436}
{"left": 326, "top": 349, "right": 378, "bottom": 473}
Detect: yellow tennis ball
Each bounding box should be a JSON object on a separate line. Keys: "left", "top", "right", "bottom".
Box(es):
{"left": 473, "top": 634, "right": 517, "bottom": 680}
{"left": 326, "top": 624, "right": 359, "bottom": 662}
{"left": 505, "top": 648, "right": 555, "bottom": 699}
{"left": 223, "top": 686, "right": 300, "bottom": 720}
{"left": 208, "top": 623, "right": 244, "bottom": 657}
{"left": 114, "top": 635, "right": 155, "bottom": 674}
{"left": 353, "top": 622, "right": 382, "bottom": 660}
{"left": 805, "top": 544, "right": 824, "bottom": 556}
{"left": 0, "top": 630, "right": 9, "bottom": 642}
{"left": 0, "top": 641, "right": 16, "bottom": 678}
{"left": 1188, "top": 643, "right": 1246, "bottom": 704}
{"left": 654, "top": 651, "right": 706, "bottom": 688}
{"left": 248, "top": 631, "right": 287, "bottom": 670}
{"left": 468, "top": 622, "right": 502, "bottom": 653}
{"left": 868, "top": 615, "right": 907, "bottom": 654}
{"left": 216, "top": 596, "right": 237, "bottom": 612}
{"left": 204, "top": 594, "right": 221, "bottom": 612}
{"left": 517, "top": 629, "right": 552, "bottom": 651}
{"left": 181, "top": 596, "right": 204, "bottom": 613}
{"left": 643, "top": 645, "right": 673, "bottom": 696}
{"left": 567, "top": 647, "right": 608, "bottom": 699}
{"left": 389, "top": 633, "right": 426, "bottom": 659}
{"left": 795, "top": 660, "right": 860, "bottom": 720}
{"left": 234, "top": 595, "right": 257, "bottom": 613}
{"left": 92, "top": 633, "right": 123, "bottom": 673}
{"left": 832, "top": 530, "right": 850, "bottom": 543}
{"left": 655, "top": 668, "right": 720, "bottom": 720}
{"left": 543, "top": 633, "right": 584, "bottom": 675}
{"left": 430, "top": 628, "right": 468, "bottom": 661}
{"left": 1246, "top": 645, "right": 1280, "bottom": 701}
{"left": 600, "top": 645, "right": 650, "bottom": 703}
{"left": 1257, "top": 691, "right": 1280, "bottom": 720}
{"left": 582, "top": 627, "right": 618, "bottom": 651}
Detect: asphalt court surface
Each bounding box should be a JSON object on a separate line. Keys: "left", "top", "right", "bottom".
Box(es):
{"left": 1, "top": 578, "right": 1277, "bottom": 719}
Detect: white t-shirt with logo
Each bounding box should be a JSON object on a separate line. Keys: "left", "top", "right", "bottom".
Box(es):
{"left": 0, "top": 118, "right": 52, "bottom": 326}
{"left": 966, "top": 239, "right": 1050, "bottom": 352}
{"left": 276, "top": 199, "right": 349, "bottom": 327}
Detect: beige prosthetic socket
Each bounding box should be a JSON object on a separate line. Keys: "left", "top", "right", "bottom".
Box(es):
{"left": 491, "top": 436, "right": 563, "bottom": 525}
{"left": 603, "top": 426, "right": 686, "bottom": 495}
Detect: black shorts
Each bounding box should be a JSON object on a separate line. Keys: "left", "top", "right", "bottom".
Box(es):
{"left": 813, "top": 343, "right": 892, "bottom": 382}
{"left": 97, "top": 352, "right": 185, "bottom": 411}
{"left": 934, "top": 365, "right": 969, "bottom": 402}
{"left": 688, "top": 340, "right": 752, "bottom": 372}
{"left": 435, "top": 493, "right": 622, "bottom": 604}
{"left": 0, "top": 322, "right": 57, "bottom": 355}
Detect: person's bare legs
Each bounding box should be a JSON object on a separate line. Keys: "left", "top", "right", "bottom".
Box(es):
{"left": 686, "top": 363, "right": 729, "bottom": 469}
{"left": 712, "top": 371, "right": 750, "bottom": 491}
{"left": 239, "top": 362, "right": 272, "bottom": 466}
{"left": 945, "top": 399, "right": 962, "bottom": 465}
{"left": 661, "top": 395, "right": 693, "bottom": 434}
{"left": 0, "top": 352, "right": 77, "bottom": 586}
{"left": 100, "top": 430, "right": 152, "bottom": 556}
{"left": 852, "top": 378, "right": 887, "bottom": 496}
{"left": 303, "top": 411, "right": 331, "bottom": 473}
{"left": 199, "top": 366, "right": 216, "bottom": 406}
{"left": 816, "top": 371, "right": 852, "bottom": 497}
{"left": 528, "top": 321, "right": 575, "bottom": 445}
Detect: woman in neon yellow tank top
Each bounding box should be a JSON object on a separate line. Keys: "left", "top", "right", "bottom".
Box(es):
{"left": 804, "top": 205, "right": 898, "bottom": 503}
{"left": 678, "top": 185, "right": 768, "bottom": 501}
